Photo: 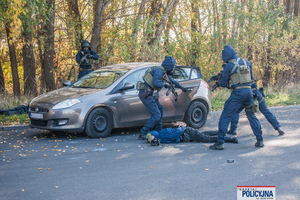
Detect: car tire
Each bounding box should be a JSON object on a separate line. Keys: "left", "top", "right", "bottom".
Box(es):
{"left": 184, "top": 101, "right": 207, "bottom": 129}
{"left": 85, "top": 107, "right": 113, "bottom": 138}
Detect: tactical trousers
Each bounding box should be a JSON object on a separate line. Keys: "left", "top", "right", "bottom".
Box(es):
{"left": 138, "top": 89, "right": 163, "bottom": 134}
{"left": 229, "top": 89, "right": 280, "bottom": 131}
{"left": 217, "top": 88, "right": 263, "bottom": 144}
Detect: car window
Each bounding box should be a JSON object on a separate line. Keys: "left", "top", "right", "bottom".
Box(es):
{"left": 171, "top": 67, "right": 201, "bottom": 81}
{"left": 172, "top": 67, "right": 191, "bottom": 81}
{"left": 72, "top": 70, "right": 128, "bottom": 89}
{"left": 121, "top": 68, "right": 149, "bottom": 89}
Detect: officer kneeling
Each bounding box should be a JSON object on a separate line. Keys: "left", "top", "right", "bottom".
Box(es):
{"left": 209, "top": 45, "right": 264, "bottom": 150}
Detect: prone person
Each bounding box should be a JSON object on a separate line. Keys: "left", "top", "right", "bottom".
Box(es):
{"left": 145, "top": 122, "right": 238, "bottom": 146}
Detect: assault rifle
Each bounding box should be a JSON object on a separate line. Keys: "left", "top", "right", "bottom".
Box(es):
{"left": 79, "top": 51, "right": 92, "bottom": 65}
{"left": 163, "top": 73, "right": 179, "bottom": 102}
{"left": 208, "top": 70, "right": 223, "bottom": 92}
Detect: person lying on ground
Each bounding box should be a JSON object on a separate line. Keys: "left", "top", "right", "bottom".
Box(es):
{"left": 145, "top": 122, "right": 238, "bottom": 146}
{"left": 0, "top": 101, "right": 28, "bottom": 116}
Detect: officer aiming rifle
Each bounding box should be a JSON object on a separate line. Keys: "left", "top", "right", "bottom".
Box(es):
{"left": 163, "top": 73, "right": 179, "bottom": 102}
{"left": 76, "top": 40, "right": 99, "bottom": 79}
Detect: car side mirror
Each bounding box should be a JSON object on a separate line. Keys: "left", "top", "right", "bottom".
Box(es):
{"left": 63, "top": 80, "right": 72, "bottom": 87}
{"left": 120, "top": 82, "right": 134, "bottom": 91}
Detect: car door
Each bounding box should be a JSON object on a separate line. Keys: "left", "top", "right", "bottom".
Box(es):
{"left": 159, "top": 66, "right": 201, "bottom": 121}
{"left": 115, "top": 67, "right": 151, "bottom": 127}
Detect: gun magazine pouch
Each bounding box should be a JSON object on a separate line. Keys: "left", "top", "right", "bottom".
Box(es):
{"left": 245, "top": 97, "right": 259, "bottom": 113}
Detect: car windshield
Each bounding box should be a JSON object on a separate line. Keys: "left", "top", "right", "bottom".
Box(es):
{"left": 72, "top": 69, "right": 128, "bottom": 89}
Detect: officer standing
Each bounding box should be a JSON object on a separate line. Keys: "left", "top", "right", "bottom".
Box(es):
{"left": 209, "top": 45, "right": 264, "bottom": 150}
{"left": 138, "top": 56, "right": 187, "bottom": 140}
{"left": 76, "top": 40, "right": 99, "bottom": 79}
{"left": 227, "top": 83, "right": 285, "bottom": 136}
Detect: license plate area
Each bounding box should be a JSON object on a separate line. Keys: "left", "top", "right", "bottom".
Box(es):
{"left": 30, "top": 113, "right": 44, "bottom": 119}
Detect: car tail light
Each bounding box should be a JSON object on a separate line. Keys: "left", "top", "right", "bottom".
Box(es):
{"left": 202, "top": 80, "right": 209, "bottom": 89}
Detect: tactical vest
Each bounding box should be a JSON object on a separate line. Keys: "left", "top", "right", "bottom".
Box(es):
{"left": 143, "top": 66, "right": 166, "bottom": 90}
{"left": 228, "top": 58, "right": 252, "bottom": 88}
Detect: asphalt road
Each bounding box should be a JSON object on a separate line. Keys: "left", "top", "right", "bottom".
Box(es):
{"left": 1, "top": 105, "right": 300, "bottom": 200}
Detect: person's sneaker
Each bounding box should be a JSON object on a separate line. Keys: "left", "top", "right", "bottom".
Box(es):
{"left": 150, "top": 138, "right": 160, "bottom": 146}
{"left": 227, "top": 129, "right": 236, "bottom": 135}
{"left": 255, "top": 139, "right": 264, "bottom": 147}
{"left": 209, "top": 143, "right": 224, "bottom": 150}
{"left": 276, "top": 127, "right": 285, "bottom": 135}
{"left": 138, "top": 134, "right": 146, "bottom": 140}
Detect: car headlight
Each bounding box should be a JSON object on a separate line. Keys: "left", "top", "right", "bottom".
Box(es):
{"left": 52, "top": 99, "right": 81, "bottom": 110}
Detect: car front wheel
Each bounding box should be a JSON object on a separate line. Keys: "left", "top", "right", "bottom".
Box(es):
{"left": 85, "top": 108, "right": 113, "bottom": 138}
{"left": 184, "top": 101, "right": 207, "bottom": 129}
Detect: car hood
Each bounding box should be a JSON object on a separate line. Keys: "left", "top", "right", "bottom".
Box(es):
{"left": 32, "top": 87, "right": 102, "bottom": 105}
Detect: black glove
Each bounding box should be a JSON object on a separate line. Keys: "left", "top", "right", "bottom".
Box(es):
{"left": 87, "top": 54, "right": 93, "bottom": 59}
{"left": 180, "top": 86, "right": 188, "bottom": 92}
{"left": 164, "top": 82, "right": 170, "bottom": 88}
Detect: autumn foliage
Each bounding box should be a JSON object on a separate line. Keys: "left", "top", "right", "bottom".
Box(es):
{"left": 0, "top": 0, "right": 300, "bottom": 97}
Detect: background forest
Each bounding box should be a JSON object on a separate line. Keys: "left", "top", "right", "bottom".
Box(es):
{"left": 0, "top": 0, "right": 300, "bottom": 97}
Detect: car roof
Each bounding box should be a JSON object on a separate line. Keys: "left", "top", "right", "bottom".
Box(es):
{"left": 100, "top": 62, "right": 161, "bottom": 71}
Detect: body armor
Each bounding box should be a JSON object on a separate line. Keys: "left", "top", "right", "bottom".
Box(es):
{"left": 228, "top": 58, "right": 252, "bottom": 88}
{"left": 142, "top": 66, "right": 166, "bottom": 90}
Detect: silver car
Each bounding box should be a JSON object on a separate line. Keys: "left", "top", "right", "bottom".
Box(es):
{"left": 29, "top": 62, "right": 211, "bottom": 138}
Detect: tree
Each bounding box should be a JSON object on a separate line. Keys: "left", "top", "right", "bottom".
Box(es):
{"left": 0, "top": 62, "right": 5, "bottom": 94}
{"left": 43, "top": 0, "right": 56, "bottom": 92}
{"left": 148, "top": 0, "right": 176, "bottom": 46}
{"left": 20, "top": 1, "right": 37, "bottom": 96}
{"left": 5, "top": 22, "right": 21, "bottom": 96}
{"left": 91, "top": 0, "right": 114, "bottom": 52}
{"left": 67, "top": 0, "right": 83, "bottom": 50}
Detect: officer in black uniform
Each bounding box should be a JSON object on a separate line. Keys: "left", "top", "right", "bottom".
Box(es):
{"left": 76, "top": 40, "right": 99, "bottom": 79}
{"left": 137, "top": 56, "right": 187, "bottom": 140}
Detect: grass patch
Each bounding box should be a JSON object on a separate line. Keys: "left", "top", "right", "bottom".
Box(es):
{"left": 210, "top": 84, "right": 300, "bottom": 111}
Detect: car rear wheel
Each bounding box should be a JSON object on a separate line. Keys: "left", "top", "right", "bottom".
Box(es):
{"left": 85, "top": 108, "right": 113, "bottom": 138}
{"left": 184, "top": 101, "right": 207, "bottom": 129}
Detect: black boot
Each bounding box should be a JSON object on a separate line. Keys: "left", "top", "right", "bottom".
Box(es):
{"left": 255, "top": 139, "right": 264, "bottom": 147}
{"left": 227, "top": 129, "right": 236, "bottom": 135}
{"left": 209, "top": 143, "right": 224, "bottom": 150}
{"left": 276, "top": 127, "right": 285, "bottom": 135}
{"left": 224, "top": 136, "right": 238, "bottom": 143}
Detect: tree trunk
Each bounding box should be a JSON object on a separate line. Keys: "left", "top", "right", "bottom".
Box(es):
{"left": 295, "top": 0, "right": 299, "bottom": 16}
{"left": 43, "top": 0, "right": 56, "bottom": 92}
{"left": 0, "top": 62, "right": 5, "bottom": 94}
{"left": 190, "top": 0, "right": 199, "bottom": 66}
{"left": 148, "top": 0, "right": 176, "bottom": 46}
{"left": 67, "top": 0, "right": 83, "bottom": 50}
{"left": 21, "top": 2, "right": 37, "bottom": 97}
{"left": 164, "top": 0, "right": 178, "bottom": 54}
{"left": 91, "top": 0, "right": 113, "bottom": 52}
{"left": 130, "top": 0, "right": 147, "bottom": 60}
{"left": 5, "top": 22, "right": 21, "bottom": 96}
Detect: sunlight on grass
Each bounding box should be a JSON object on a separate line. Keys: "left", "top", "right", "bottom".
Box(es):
{"left": 210, "top": 84, "right": 300, "bottom": 111}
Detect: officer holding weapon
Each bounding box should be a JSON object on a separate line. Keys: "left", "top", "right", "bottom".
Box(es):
{"left": 136, "top": 56, "right": 188, "bottom": 140}
{"left": 208, "top": 45, "right": 264, "bottom": 150}
{"left": 76, "top": 40, "right": 99, "bottom": 79}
